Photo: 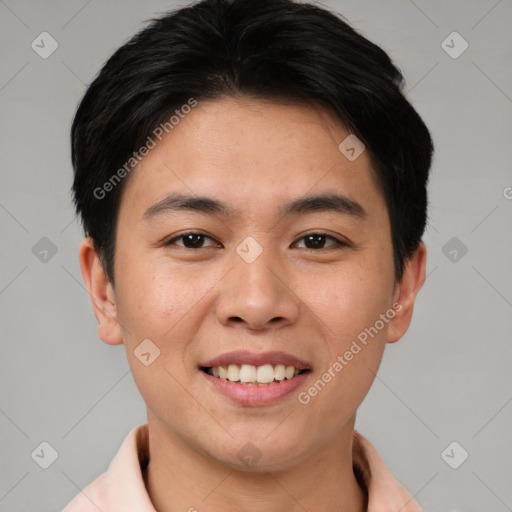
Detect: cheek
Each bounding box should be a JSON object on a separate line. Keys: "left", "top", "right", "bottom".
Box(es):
{"left": 322, "top": 276, "right": 389, "bottom": 388}
{"left": 113, "top": 260, "right": 213, "bottom": 421}
{"left": 114, "top": 256, "right": 210, "bottom": 340}
{"left": 113, "top": 259, "right": 228, "bottom": 390}
{"left": 309, "top": 256, "right": 395, "bottom": 344}
{"left": 298, "top": 275, "right": 390, "bottom": 438}
{"left": 301, "top": 250, "right": 394, "bottom": 405}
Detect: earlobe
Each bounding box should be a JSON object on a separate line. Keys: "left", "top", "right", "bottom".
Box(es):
{"left": 386, "top": 242, "right": 427, "bottom": 344}
{"left": 79, "top": 237, "right": 124, "bottom": 346}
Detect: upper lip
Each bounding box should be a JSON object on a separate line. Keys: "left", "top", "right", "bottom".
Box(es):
{"left": 199, "top": 350, "right": 312, "bottom": 370}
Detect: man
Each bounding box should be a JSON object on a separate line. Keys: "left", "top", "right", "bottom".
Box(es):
{"left": 63, "top": 0, "right": 432, "bottom": 510}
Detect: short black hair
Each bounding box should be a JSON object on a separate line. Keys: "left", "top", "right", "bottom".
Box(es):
{"left": 71, "top": 0, "right": 433, "bottom": 284}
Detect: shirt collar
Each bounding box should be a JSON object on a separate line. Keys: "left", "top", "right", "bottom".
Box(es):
{"left": 65, "top": 423, "right": 423, "bottom": 511}
{"left": 351, "top": 429, "right": 423, "bottom": 511}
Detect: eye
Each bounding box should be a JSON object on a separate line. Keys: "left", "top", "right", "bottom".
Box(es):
{"left": 293, "top": 233, "right": 347, "bottom": 250}
{"left": 164, "top": 232, "right": 221, "bottom": 249}
{"left": 163, "top": 231, "right": 348, "bottom": 250}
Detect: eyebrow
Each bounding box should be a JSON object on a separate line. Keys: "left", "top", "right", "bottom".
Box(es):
{"left": 143, "top": 192, "right": 367, "bottom": 221}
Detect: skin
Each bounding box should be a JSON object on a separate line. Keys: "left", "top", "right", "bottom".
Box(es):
{"left": 80, "top": 96, "right": 426, "bottom": 512}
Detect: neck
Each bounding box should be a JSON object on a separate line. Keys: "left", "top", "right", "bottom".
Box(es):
{"left": 143, "top": 412, "right": 367, "bottom": 512}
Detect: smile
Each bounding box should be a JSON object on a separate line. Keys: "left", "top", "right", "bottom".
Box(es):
{"left": 201, "top": 363, "right": 309, "bottom": 385}
{"left": 198, "top": 350, "right": 312, "bottom": 405}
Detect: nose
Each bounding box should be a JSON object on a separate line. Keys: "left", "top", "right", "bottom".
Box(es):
{"left": 215, "top": 249, "right": 300, "bottom": 331}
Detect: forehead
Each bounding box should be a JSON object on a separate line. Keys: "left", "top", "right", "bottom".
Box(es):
{"left": 119, "top": 97, "right": 386, "bottom": 222}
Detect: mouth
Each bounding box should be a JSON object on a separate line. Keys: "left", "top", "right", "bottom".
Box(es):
{"left": 200, "top": 364, "right": 311, "bottom": 385}
{"left": 198, "top": 350, "right": 312, "bottom": 406}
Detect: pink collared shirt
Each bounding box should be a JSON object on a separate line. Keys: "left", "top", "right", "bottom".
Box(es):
{"left": 62, "top": 424, "right": 423, "bottom": 511}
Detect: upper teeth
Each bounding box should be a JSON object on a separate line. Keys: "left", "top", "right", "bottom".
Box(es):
{"left": 211, "top": 364, "right": 300, "bottom": 384}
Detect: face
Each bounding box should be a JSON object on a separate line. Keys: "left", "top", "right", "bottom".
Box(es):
{"left": 81, "top": 96, "right": 425, "bottom": 471}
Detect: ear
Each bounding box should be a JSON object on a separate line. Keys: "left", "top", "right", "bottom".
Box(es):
{"left": 79, "top": 237, "right": 123, "bottom": 345}
{"left": 386, "top": 242, "right": 427, "bottom": 344}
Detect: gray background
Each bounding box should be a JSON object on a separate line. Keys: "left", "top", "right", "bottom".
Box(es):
{"left": 1, "top": 0, "right": 511, "bottom": 510}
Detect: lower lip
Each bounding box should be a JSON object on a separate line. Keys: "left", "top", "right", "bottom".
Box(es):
{"left": 200, "top": 370, "right": 310, "bottom": 406}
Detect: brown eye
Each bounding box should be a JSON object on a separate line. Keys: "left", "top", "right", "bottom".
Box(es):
{"left": 293, "top": 233, "right": 346, "bottom": 250}
{"left": 165, "top": 232, "right": 220, "bottom": 249}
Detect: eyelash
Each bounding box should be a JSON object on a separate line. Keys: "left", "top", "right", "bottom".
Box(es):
{"left": 163, "top": 231, "right": 349, "bottom": 250}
